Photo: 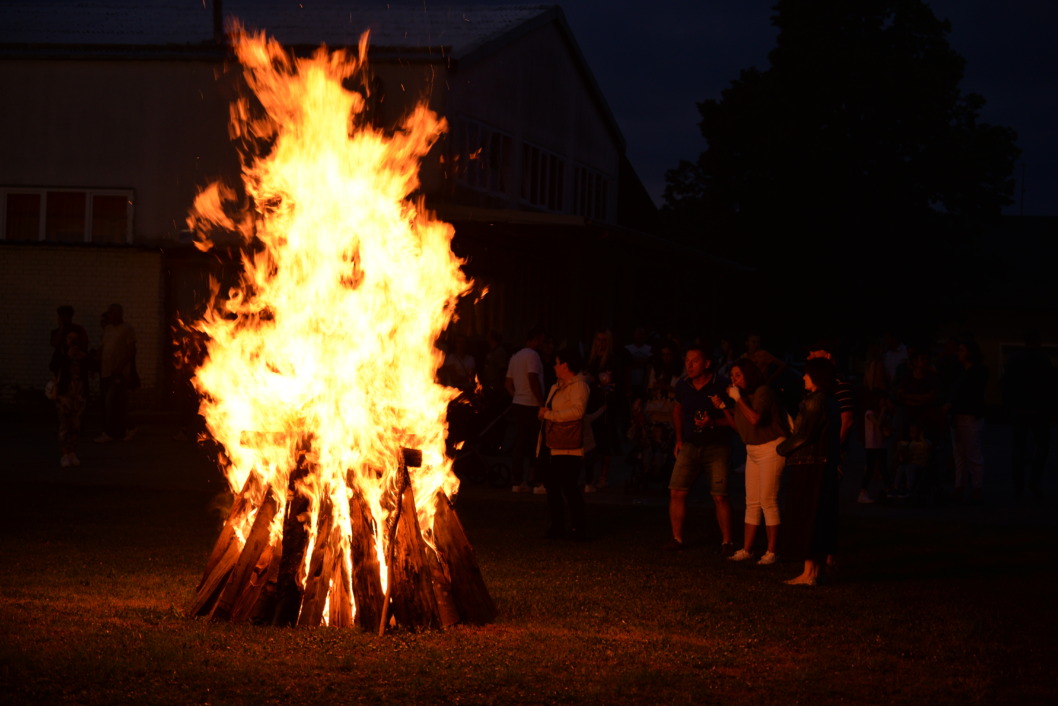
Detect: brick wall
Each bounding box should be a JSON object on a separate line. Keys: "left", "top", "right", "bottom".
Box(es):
{"left": 0, "top": 244, "right": 163, "bottom": 405}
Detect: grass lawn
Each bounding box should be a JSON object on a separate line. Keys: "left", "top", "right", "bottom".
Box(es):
{"left": 1, "top": 419, "right": 1056, "bottom": 704}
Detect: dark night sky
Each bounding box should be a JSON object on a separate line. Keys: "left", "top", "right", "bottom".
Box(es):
{"left": 548, "top": 0, "right": 1058, "bottom": 216}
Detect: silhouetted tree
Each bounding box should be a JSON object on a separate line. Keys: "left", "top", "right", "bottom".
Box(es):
{"left": 663, "top": 0, "right": 1019, "bottom": 326}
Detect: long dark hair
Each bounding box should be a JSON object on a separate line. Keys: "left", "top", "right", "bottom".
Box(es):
{"left": 730, "top": 358, "right": 764, "bottom": 393}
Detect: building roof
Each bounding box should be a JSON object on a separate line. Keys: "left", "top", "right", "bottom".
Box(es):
{"left": 0, "top": 1, "right": 555, "bottom": 58}
{"left": 1, "top": 1, "right": 627, "bottom": 150}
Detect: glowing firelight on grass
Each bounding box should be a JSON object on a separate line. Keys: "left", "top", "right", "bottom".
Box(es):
{"left": 184, "top": 24, "right": 493, "bottom": 631}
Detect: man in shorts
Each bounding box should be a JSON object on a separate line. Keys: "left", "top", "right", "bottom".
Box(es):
{"left": 667, "top": 346, "right": 734, "bottom": 553}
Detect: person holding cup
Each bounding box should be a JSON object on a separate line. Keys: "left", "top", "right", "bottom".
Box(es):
{"left": 665, "top": 346, "right": 734, "bottom": 553}
{"left": 712, "top": 359, "right": 789, "bottom": 565}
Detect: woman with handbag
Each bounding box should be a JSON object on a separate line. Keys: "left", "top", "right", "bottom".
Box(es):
{"left": 538, "top": 347, "right": 591, "bottom": 540}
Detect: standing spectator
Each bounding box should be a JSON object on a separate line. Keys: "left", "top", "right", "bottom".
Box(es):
{"left": 1002, "top": 329, "right": 1056, "bottom": 498}
{"left": 538, "top": 347, "right": 590, "bottom": 540}
{"left": 505, "top": 327, "right": 546, "bottom": 492}
{"left": 96, "top": 303, "right": 137, "bottom": 443}
{"left": 858, "top": 390, "right": 892, "bottom": 503}
{"left": 933, "top": 336, "right": 962, "bottom": 482}
{"left": 50, "top": 305, "right": 89, "bottom": 358}
{"left": 806, "top": 341, "right": 854, "bottom": 572}
{"left": 862, "top": 342, "right": 887, "bottom": 394}
{"left": 585, "top": 330, "right": 619, "bottom": 491}
{"left": 479, "top": 330, "right": 510, "bottom": 453}
{"left": 713, "top": 359, "right": 788, "bottom": 565}
{"left": 666, "top": 346, "right": 734, "bottom": 554}
{"left": 714, "top": 336, "right": 737, "bottom": 385}
{"left": 624, "top": 327, "right": 653, "bottom": 401}
{"left": 50, "top": 326, "right": 88, "bottom": 467}
{"left": 882, "top": 330, "right": 909, "bottom": 388}
{"left": 440, "top": 333, "right": 477, "bottom": 394}
{"left": 807, "top": 342, "right": 854, "bottom": 445}
{"left": 894, "top": 349, "right": 943, "bottom": 442}
{"left": 777, "top": 357, "right": 841, "bottom": 586}
{"left": 628, "top": 340, "right": 682, "bottom": 487}
{"left": 481, "top": 330, "right": 509, "bottom": 399}
{"left": 946, "top": 336, "right": 988, "bottom": 501}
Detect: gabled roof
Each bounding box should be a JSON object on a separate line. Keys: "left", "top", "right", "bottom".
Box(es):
{"left": 0, "top": 1, "right": 626, "bottom": 149}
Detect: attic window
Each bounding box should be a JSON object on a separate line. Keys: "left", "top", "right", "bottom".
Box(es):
{"left": 1, "top": 188, "right": 134, "bottom": 244}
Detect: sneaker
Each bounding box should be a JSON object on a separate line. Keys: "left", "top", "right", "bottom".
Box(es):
{"left": 757, "top": 552, "right": 777, "bottom": 565}
{"left": 584, "top": 484, "right": 596, "bottom": 493}
{"left": 720, "top": 542, "right": 736, "bottom": 558}
{"left": 729, "top": 549, "right": 753, "bottom": 561}
{"left": 856, "top": 489, "right": 874, "bottom": 504}
{"left": 532, "top": 485, "right": 547, "bottom": 495}
{"left": 662, "top": 539, "right": 685, "bottom": 551}
{"left": 511, "top": 483, "right": 530, "bottom": 493}
{"left": 94, "top": 433, "right": 114, "bottom": 443}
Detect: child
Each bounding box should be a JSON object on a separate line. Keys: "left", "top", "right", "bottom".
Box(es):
{"left": 892, "top": 424, "right": 931, "bottom": 499}
{"left": 859, "top": 391, "right": 891, "bottom": 503}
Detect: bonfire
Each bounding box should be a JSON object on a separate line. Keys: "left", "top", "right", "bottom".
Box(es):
{"left": 184, "top": 24, "right": 494, "bottom": 632}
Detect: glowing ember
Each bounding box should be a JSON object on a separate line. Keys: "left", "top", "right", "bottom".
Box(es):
{"left": 185, "top": 24, "right": 493, "bottom": 630}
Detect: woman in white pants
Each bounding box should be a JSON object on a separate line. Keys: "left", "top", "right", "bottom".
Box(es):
{"left": 713, "top": 359, "right": 789, "bottom": 565}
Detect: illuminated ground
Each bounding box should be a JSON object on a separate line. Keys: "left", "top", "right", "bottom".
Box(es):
{"left": 1, "top": 402, "right": 1055, "bottom": 704}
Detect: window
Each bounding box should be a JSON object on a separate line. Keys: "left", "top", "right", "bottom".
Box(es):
{"left": 1, "top": 188, "right": 134, "bottom": 243}
{"left": 450, "top": 120, "right": 513, "bottom": 196}
{"left": 3, "top": 193, "right": 40, "bottom": 242}
{"left": 572, "top": 165, "right": 609, "bottom": 221}
{"left": 521, "top": 144, "right": 565, "bottom": 212}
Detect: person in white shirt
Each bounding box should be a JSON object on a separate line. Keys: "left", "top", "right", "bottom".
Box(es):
{"left": 505, "top": 327, "right": 546, "bottom": 491}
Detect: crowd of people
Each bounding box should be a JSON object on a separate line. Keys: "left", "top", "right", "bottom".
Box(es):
{"left": 45, "top": 305, "right": 1053, "bottom": 585}
{"left": 441, "top": 324, "right": 1055, "bottom": 585}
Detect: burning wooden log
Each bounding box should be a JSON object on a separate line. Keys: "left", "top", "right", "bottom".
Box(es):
{"left": 425, "top": 490, "right": 498, "bottom": 625}
{"left": 191, "top": 446, "right": 494, "bottom": 632}
{"left": 190, "top": 470, "right": 266, "bottom": 618}
{"left": 347, "top": 484, "right": 385, "bottom": 631}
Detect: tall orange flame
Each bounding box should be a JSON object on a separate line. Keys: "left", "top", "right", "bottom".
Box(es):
{"left": 187, "top": 25, "right": 470, "bottom": 617}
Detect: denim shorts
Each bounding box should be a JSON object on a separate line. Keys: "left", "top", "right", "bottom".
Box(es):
{"left": 669, "top": 441, "right": 730, "bottom": 496}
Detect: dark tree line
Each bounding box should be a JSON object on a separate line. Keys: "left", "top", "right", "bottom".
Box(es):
{"left": 662, "top": 0, "right": 1020, "bottom": 332}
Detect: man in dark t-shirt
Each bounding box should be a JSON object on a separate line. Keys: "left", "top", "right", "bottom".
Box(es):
{"left": 666, "top": 346, "right": 734, "bottom": 553}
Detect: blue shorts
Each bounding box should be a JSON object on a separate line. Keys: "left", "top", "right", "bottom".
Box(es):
{"left": 669, "top": 441, "right": 730, "bottom": 496}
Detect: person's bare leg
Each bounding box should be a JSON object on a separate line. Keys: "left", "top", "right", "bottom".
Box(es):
{"left": 713, "top": 494, "right": 733, "bottom": 546}
{"left": 669, "top": 488, "right": 689, "bottom": 543}
{"left": 765, "top": 524, "right": 779, "bottom": 554}
{"left": 597, "top": 455, "right": 611, "bottom": 488}
{"left": 742, "top": 522, "right": 758, "bottom": 553}
{"left": 787, "top": 558, "right": 821, "bottom": 585}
